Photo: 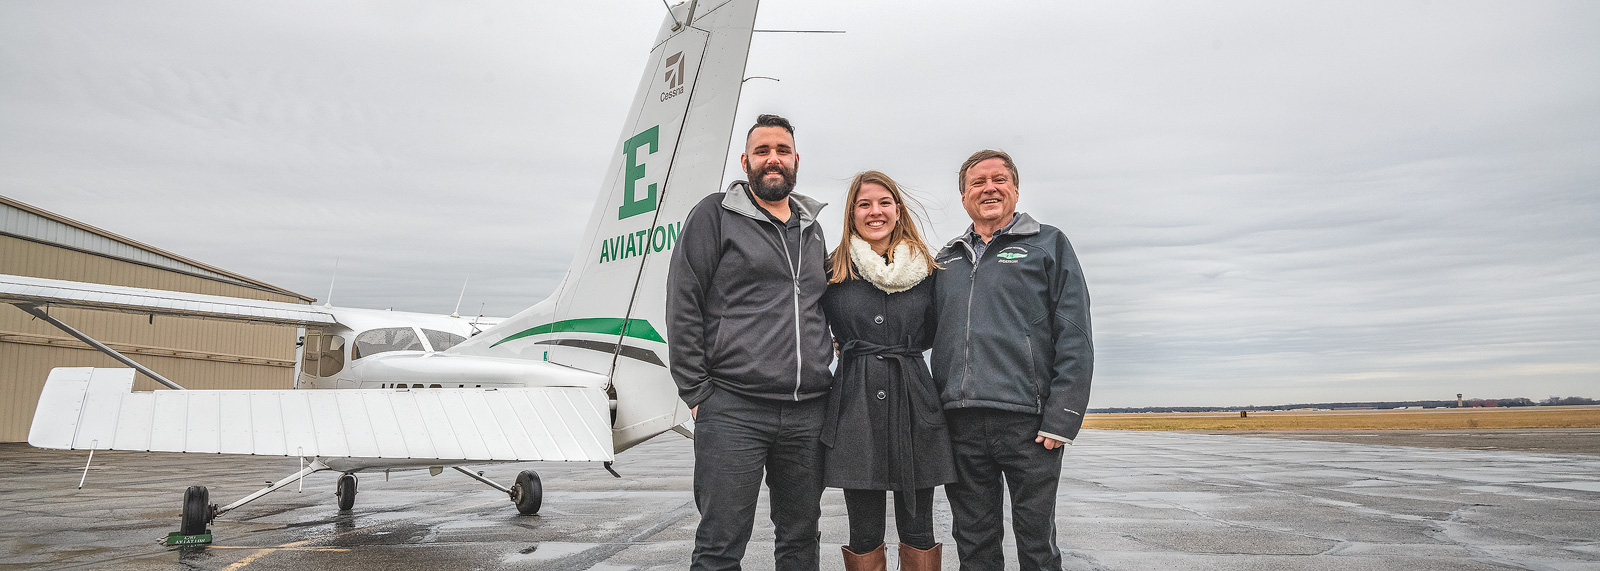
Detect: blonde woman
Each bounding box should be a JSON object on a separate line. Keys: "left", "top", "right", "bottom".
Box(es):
{"left": 821, "top": 171, "right": 955, "bottom": 571}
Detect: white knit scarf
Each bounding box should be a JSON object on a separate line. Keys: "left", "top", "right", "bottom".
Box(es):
{"left": 848, "top": 234, "right": 931, "bottom": 294}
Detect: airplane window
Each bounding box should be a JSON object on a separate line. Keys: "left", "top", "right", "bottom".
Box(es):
{"left": 301, "top": 332, "right": 321, "bottom": 374}
{"left": 301, "top": 332, "right": 346, "bottom": 377}
{"left": 423, "top": 329, "right": 467, "bottom": 352}
{"left": 353, "top": 328, "right": 423, "bottom": 360}
{"left": 320, "top": 335, "right": 345, "bottom": 376}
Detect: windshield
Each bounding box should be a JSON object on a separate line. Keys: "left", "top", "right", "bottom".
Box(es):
{"left": 353, "top": 327, "right": 424, "bottom": 360}
{"left": 423, "top": 329, "right": 467, "bottom": 352}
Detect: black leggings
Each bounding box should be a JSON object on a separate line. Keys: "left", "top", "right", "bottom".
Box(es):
{"left": 843, "top": 487, "right": 936, "bottom": 553}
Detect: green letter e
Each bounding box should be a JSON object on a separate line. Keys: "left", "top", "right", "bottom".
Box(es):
{"left": 619, "top": 126, "right": 660, "bottom": 220}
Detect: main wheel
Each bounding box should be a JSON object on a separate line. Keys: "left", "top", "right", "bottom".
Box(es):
{"left": 336, "top": 473, "right": 357, "bottom": 511}
{"left": 181, "top": 486, "right": 210, "bottom": 536}
{"left": 511, "top": 470, "right": 542, "bottom": 515}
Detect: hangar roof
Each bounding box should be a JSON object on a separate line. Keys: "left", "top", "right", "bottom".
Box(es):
{"left": 0, "top": 194, "right": 314, "bottom": 302}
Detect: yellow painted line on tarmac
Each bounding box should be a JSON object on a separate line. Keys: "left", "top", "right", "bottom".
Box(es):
{"left": 222, "top": 498, "right": 504, "bottom": 570}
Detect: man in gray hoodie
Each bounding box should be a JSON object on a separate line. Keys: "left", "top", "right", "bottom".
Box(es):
{"left": 932, "top": 149, "right": 1094, "bottom": 570}
{"left": 667, "top": 114, "right": 833, "bottom": 571}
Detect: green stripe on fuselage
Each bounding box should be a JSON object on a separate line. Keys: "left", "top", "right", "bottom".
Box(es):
{"left": 490, "top": 318, "right": 665, "bottom": 348}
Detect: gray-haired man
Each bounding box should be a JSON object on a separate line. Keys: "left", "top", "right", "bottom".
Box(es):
{"left": 931, "top": 149, "right": 1094, "bottom": 570}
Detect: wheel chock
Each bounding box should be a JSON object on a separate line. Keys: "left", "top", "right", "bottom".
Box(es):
{"left": 161, "top": 531, "right": 212, "bottom": 546}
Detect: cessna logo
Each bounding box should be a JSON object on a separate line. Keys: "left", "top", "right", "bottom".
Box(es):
{"left": 665, "top": 52, "right": 685, "bottom": 87}
{"left": 660, "top": 51, "right": 686, "bottom": 101}
{"left": 996, "top": 247, "right": 1029, "bottom": 263}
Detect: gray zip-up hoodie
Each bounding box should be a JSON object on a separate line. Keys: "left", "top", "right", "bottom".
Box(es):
{"left": 667, "top": 181, "right": 833, "bottom": 408}
{"left": 930, "top": 212, "right": 1095, "bottom": 441}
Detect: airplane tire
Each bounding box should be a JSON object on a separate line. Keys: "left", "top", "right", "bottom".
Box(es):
{"left": 511, "top": 470, "right": 542, "bottom": 515}
{"left": 336, "top": 473, "right": 357, "bottom": 511}
{"left": 181, "top": 486, "right": 209, "bottom": 536}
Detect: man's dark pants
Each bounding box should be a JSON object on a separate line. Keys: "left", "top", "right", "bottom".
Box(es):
{"left": 944, "top": 407, "right": 1065, "bottom": 571}
{"left": 692, "top": 389, "right": 826, "bottom": 571}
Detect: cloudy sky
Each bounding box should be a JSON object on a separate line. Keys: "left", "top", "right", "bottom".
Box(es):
{"left": 3, "top": 0, "right": 1596, "bottom": 407}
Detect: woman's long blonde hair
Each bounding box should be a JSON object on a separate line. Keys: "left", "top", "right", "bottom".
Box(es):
{"left": 827, "top": 170, "right": 938, "bottom": 283}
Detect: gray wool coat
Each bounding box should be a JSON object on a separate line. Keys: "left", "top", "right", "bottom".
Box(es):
{"left": 819, "top": 272, "right": 956, "bottom": 491}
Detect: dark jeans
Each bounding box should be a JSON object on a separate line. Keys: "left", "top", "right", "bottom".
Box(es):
{"left": 692, "top": 389, "right": 826, "bottom": 571}
{"left": 843, "top": 487, "right": 936, "bottom": 553}
{"left": 944, "top": 408, "right": 1065, "bottom": 571}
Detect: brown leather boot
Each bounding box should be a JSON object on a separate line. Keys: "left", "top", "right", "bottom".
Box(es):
{"left": 898, "top": 542, "right": 941, "bottom": 571}
{"left": 842, "top": 544, "right": 887, "bottom": 571}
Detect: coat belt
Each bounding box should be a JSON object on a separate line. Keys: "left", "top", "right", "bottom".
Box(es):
{"left": 824, "top": 339, "right": 927, "bottom": 505}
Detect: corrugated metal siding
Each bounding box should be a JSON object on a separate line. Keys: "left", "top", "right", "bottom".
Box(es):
{"left": 1, "top": 344, "right": 294, "bottom": 442}
{"left": 1, "top": 235, "right": 302, "bottom": 442}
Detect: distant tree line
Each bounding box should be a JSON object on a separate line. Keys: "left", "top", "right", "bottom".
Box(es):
{"left": 1089, "top": 395, "right": 1597, "bottom": 414}
{"left": 1542, "top": 396, "right": 1599, "bottom": 406}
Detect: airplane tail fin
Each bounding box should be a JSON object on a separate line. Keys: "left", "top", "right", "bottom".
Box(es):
{"left": 450, "top": 0, "right": 759, "bottom": 452}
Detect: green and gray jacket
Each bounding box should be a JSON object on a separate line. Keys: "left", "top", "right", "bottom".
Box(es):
{"left": 667, "top": 181, "right": 833, "bottom": 408}
{"left": 931, "top": 212, "right": 1094, "bottom": 441}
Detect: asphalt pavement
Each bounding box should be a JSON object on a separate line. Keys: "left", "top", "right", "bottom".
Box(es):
{"left": 1, "top": 429, "right": 1596, "bottom": 570}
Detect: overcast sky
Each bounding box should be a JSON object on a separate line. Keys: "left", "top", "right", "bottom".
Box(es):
{"left": 3, "top": 0, "right": 1596, "bottom": 407}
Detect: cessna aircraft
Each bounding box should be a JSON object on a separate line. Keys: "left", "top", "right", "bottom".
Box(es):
{"left": 4, "top": 0, "right": 758, "bottom": 537}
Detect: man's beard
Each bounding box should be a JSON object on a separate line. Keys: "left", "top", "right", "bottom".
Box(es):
{"left": 745, "top": 160, "right": 798, "bottom": 202}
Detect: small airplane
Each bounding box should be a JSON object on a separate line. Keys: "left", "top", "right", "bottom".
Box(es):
{"left": 3, "top": 0, "right": 758, "bottom": 538}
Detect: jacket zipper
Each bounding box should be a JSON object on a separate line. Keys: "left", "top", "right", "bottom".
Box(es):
{"left": 960, "top": 240, "right": 978, "bottom": 402}
{"left": 762, "top": 215, "right": 805, "bottom": 401}
{"left": 791, "top": 263, "right": 802, "bottom": 400}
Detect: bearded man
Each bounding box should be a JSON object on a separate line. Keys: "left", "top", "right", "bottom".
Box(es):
{"left": 667, "top": 114, "right": 834, "bottom": 571}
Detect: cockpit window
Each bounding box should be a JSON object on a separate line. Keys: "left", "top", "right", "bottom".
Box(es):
{"left": 423, "top": 329, "right": 467, "bottom": 352}
{"left": 353, "top": 327, "right": 424, "bottom": 360}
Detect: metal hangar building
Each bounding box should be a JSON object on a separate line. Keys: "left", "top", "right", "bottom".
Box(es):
{"left": 0, "top": 195, "right": 314, "bottom": 442}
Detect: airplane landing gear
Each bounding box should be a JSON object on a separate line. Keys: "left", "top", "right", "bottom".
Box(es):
{"left": 511, "top": 470, "right": 542, "bottom": 515}
{"left": 335, "top": 473, "right": 357, "bottom": 511}
{"left": 171, "top": 459, "right": 332, "bottom": 539}
{"left": 448, "top": 466, "right": 538, "bottom": 515}
{"left": 181, "top": 486, "right": 213, "bottom": 535}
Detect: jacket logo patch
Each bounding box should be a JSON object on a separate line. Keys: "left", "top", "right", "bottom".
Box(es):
{"left": 996, "top": 247, "right": 1029, "bottom": 263}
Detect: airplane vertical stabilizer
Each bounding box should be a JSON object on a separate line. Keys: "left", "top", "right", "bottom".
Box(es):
{"left": 450, "top": 0, "right": 759, "bottom": 452}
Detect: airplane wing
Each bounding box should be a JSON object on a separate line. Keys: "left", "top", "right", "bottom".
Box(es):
{"left": 1, "top": 273, "right": 337, "bottom": 328}
{"left": 29, "top": 368, "right": 614, "bottom": 462}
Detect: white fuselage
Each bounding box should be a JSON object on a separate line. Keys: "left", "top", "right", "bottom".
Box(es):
{"left": 297, "top": 304, "right": 605, "bottom": 392}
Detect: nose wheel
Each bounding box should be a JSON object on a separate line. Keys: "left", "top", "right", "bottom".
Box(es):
{"left": 335, "top": 473, "right": 357, "bottom": 511}
{"left": 180, "top": 486, "right": 213, "bottom": 536}
{"left": 510, "top": 470, "right": 541, "bottom": 515}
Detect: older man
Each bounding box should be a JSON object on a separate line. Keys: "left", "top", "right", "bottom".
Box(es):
{"left": 667, "top": 114, "right": 833, "bottom": 571}
{"left": 931, "top": 149, "right": 1094, "bottom": 570}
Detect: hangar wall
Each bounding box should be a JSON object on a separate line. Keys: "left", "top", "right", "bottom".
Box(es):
{"left": 1, "top": 196, "right": 313, "bottom": 442}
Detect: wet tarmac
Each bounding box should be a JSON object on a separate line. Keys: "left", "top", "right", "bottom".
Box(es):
{"left": 1, "top": 429, "right": 1597, "bottom": 570}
